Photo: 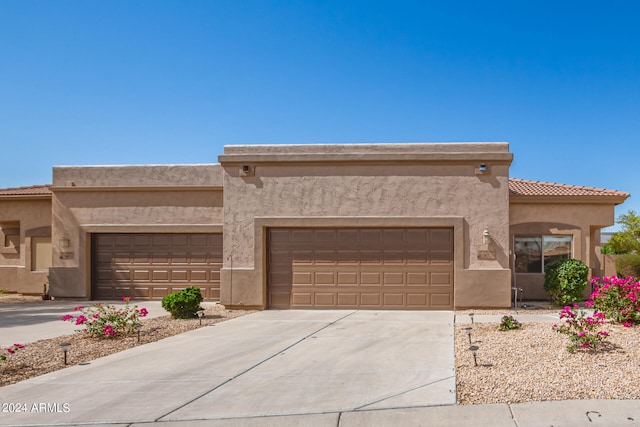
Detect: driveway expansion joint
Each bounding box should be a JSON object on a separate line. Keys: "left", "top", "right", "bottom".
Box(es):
{"left": 155, "top": 310, "right": 358, "bottom": 422}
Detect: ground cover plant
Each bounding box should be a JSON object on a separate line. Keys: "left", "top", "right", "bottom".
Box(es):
{"left": 498, "top": 315, "right": 521, "bottom": 331}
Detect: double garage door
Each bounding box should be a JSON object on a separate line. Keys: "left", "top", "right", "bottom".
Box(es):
{"left": 268, "top": 227, "right": 454, "bottom": 310}
{"left": 92, "top": 233, "right": 222, "bottom": 300}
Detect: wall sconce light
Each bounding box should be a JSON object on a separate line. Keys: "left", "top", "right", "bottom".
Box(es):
{"left": 482, "top": 229, "right": 491, "bottom": 245}
{"left": 58, "top": 238, "right": 70, "bottom": 248}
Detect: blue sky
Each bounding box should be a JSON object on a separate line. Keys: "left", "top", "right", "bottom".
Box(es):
{"left": 1, "top": 1, "right": 638, "bottom": 227}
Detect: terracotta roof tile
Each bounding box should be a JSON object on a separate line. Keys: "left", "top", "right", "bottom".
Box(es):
{"left": 509, "top": 178, "right": 629, "bottom": 198}
{"left": 0, "top": 185, "right": 52, "bottom": 196}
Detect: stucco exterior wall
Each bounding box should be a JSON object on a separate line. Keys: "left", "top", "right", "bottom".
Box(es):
{"left": 219, "top": 143, "right": 514, "bottom": 309}
{"left": 509, "top": 203, "right": 615, "bottom": 300}
{"left": 49, "top": 165, "right": 224, "bottom": 298}
{"left": 0, "top": 198, "right": 52, "bottom": 294}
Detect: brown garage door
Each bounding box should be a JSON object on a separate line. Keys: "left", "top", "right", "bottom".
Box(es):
{"left": 92, "top": 233, "right": 222, "bottom": 300}
{"left": 268, "top": 228, "right": 454, "bottom": 310}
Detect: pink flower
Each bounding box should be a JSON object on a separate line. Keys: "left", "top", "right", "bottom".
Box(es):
{"left": 103, "top": 325, "right": 116, "bottom": 336}
{"left": 61, "top": 314, "right": 74, "bottom": 321}
{"left": 137, "top": 308, "right": 149, "bottom": 317}
{"left": 622, "top": 321, "right": 633, "bottom": 328}
{"left": 584, "top": 301, "right": 594, "bottom": 307}
{"left": 76, "top": 315, "right": 88, "bottom": 325}
{"left": 7, "top": 348, "right": 14, "bottom": 354}
{"left": 13, "top": 344, "right": 24, "bottom": 349}
{"left": 93, "top": 313, "right": 100, "bottom": 319}
{"left": 122, "top": 296, "right": 131, "bottom": 303}
{"left": 73, "top": 306, "right": 85, "bottom": 311}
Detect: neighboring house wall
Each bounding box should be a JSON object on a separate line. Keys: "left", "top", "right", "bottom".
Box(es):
{"left": 49, "top": 165, "right": 224, "bottom": 298}
{"left": 219, "top": 143, "right": 514, "bottom": 309}
{"left": 510, "top": 203, "right": 616, "bottom": 300}
{"left": 0, "top": 198, "right": 52, "bottom": 294}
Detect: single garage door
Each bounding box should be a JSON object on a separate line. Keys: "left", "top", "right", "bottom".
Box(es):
{"left": 92, "top": 233, "right": 222, "bottom": 300}
{"left": 268, "top": 228, "right": 454, "bottom": 310}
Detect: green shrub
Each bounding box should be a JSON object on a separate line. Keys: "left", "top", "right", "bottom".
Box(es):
{"left": 161, "top": 286, "right": 203, "bottom": 319}
{"left": 544, "top": 259, "right": 589, "bottom": 305}
{"left": 615, "top": 253, "right": 640, "bottom": 278}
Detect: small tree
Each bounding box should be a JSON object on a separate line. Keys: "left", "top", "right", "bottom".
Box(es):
{"left": 544, "top": 259, "right": 589, "bottom": 305}
{"left": 601, "top": 210, "right": 640, "bottom": 254}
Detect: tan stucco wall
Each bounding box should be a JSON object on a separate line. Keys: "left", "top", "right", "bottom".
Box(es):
{"left": 219, "top": 143, "right": 514, "bottom": 309}
{"left": 510, "top": 203, "right": 616, "bottom": 300}
{"left": 0, "top": 198, "right": 52, "bottom": 294}
{"left": 49, "top": 164, "right": 224, "bottom": 298}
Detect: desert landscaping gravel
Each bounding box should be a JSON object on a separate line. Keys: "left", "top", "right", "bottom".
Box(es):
{"left": 2, "top": 295, "right": 640, "bottom": 406}
{"left": 455, "top": 321, "right": 640, "bottom": 404}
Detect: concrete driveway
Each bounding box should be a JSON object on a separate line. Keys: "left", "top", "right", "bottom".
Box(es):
{"left": 0, "top": 310, "right": 454, "bottom": 426}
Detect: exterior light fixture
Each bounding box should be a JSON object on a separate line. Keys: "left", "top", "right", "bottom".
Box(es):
{"left": 196, "top": 310, "right": 205, "bottom": 325}
{"left": 134, "top": 323, "right": 142, "bottom": 343}
{"left": 469, "top": 345, "right": 479, "bottom": 367}
{"left": 59, "top": 341, "right": 71, "bottom": 365}
{"left": 482, "top": 229, "right": 491, "bottom": 245}
{"left": 58, "top": 238, "right": 70, "bottom": 248}
{"left": 469, "top": 313, "right": 475, "bottom": 324}
{"left": 464, "top": 327, "right": 473, "bottom": 344}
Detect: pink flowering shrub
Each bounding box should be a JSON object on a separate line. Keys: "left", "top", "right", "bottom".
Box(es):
{"left": 589, "top": 276, "right": 640, "bottom": 326}
{"left": 1, "top": 343, "right": 25, "bottom": 361}
{"left": 552, "top": 304, "right": 609, "bottom": 352}
{"left": 62, "top": 296, "right": 148, "bottom": 338}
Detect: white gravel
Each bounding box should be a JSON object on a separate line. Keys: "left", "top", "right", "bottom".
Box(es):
{"left": 455, "top": 321, "right": 640, "bottom": 404}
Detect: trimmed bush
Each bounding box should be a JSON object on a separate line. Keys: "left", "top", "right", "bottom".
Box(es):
{"left": 615, "top": 253, "right": 640, "bottom": 278}
{"left": 544, "top": 259, "right": 589, "bottom": 305}
{"left": 161, "top": 286, "right": 203, "bottom": 319}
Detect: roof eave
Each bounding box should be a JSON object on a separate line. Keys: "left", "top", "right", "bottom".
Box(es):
{"left": 509, "top": 194, "right": 629, "bottom": 205}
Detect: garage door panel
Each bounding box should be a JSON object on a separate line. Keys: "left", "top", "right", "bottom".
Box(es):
{"left": 383, "top": 272, "right": 404, "bottom": 285}
{"left": 407, "top": 293, "right": 428, "bottom": 306}
{"left": 407, "top": 272, "right": 428, "bottom": 286}
{"left": 383, "top": 293, "right": 404, "bottom": 306}
{"left": 291, "top": 292, "right": 312, "bottom": 306}
{"left": 431, "top": 293, "right": 452, "bottom": 307}
{"left": 293, "top": 272, "right": 312, "bottom": 285}
{"left": 93, "top": 233, "right": 222, "bottom": 300}
{"left": 268, "top": 228, "right": 454, "bottom": 310}
{"left": 152, "top": 254, "right": 169, "bottom": 264}
{"left": 430, "top": 250, "right": 453, "bottom": 264}
{"left": 337, "top": 293, "right": 358, "bottom": 306}
{"left": 360, "top": 293, "right": 382, "bottom": 307}
{"left": 314, "top": 293, "right": 335, "bottom": 306}
{"left": 361, "top": 272, "right": 382, "bottom": 285}
{"left": 431, "top": 272, "right": 453, "bottom": 286}
{"left": 337, "top": 272, "right": 358, "bottom": 285}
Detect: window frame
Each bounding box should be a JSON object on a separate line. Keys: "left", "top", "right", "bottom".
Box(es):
{"left": 514, "top": 234, "right": 573, "bottom": 274}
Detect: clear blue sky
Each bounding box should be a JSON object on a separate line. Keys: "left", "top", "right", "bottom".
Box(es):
{"left": 1, "top": 1, "right": 638, "bottom": 228}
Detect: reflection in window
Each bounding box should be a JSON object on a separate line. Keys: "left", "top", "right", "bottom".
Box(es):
{"left": 514, "top": 235, "right": 572, "bottom": 273}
